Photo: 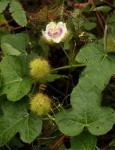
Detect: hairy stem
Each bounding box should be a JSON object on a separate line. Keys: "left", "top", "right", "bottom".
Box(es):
{"left": 52, "top": 64, "right": 86, "bottom": 72}
{"left": 104, "top": 23, "right": 108, "bottom": 52}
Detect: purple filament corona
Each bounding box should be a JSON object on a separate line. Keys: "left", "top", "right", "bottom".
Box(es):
{"left": 47, "top": 28, "right": 63, "bottom": 39}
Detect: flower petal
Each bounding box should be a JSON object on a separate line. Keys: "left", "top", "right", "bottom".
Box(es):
{"left": 42, "top": 21, "right": 69, "bottom": 44}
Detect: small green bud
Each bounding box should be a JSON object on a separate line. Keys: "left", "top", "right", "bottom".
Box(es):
{"left": 30, "top": 93, "right": 52, "bottom": 116}
{"left": 29, "top": 58, "right": 51, "bottom": 80}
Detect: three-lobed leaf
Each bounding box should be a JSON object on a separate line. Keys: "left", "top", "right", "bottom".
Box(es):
{"left": 0, "top": 98, "right": 42, "bottom": 147}
{"left": 56, "top": 41, "right": 115, "bottom": 137}
{"left": 56, "top": 104, "right": 115, "bottom": 136}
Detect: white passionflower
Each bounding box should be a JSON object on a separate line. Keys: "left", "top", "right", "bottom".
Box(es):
{"left": 42, "top": 22, "right": 69, "bottom": 44}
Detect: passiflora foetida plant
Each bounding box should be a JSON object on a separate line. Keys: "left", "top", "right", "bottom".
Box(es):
{"left": 0, "top": 0, "right": 115, "bottom": 149}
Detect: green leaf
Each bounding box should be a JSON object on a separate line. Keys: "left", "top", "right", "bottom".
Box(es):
{"left": 83, "top": 21, "right": 97, "bottom": 30}
{"left": 0, "top": 72, "right": 2, "bottom": 87}
{"left": 1, "top": 43, "right": 21, "bottom": 56}
{"left": 84, "top": 32, "right": 96, "bottom": 40}
{"left": 107, "top": 33, "right": 115, "bottom": 53}
{"left": 71, "top": 131, "right": 97, "bottom": 150}
{"left": 0, "top": 32, "right": 8, "bottom": 42}
{"left": 107, "top": 11, "right": 115, "bottom": 31}
{"left": 38, "top": 39, "right": 50, "bottom": 58}
{"left": 55, "top": 0, "right": 63, "bottom": 5}
{"left": 19, "top": 112, "right": 42, "bottom": 143}
{"left": 75, "top": 41, "right": 115, "bottom": 91}
{"left": 91, "top": 6, "right": 111, "bottom": 13}
{"left": 0, "top": 14, "right": 7, "bottom": 23}
{"left": 64, "top": 40, "right": 71, "bottom": 51}
{"left": 109, "top": 138, "right": 115, "bottom": 147}
{"left": 0, "top": 55, "right": 32, "bottom": 101}
{"left": 0, "top": 98, "right": 42, "bottom": 147}
{"left": 107, "top": 11, "right": 115, "bottom": 24}
{"left": 9, "top": 0, "right": 27, "bottom": 27}
{"left": 1, "top": 33, "right": 29, "bottom": 56}
{"left": 19, "top": 53, "right": 38, "bottom": 75}
{"left": 56, "top": 109, "right": 85, "bottom": 136}
{"left": 0, "top": 0, "right": 9, "bottom": 13}
{"left": 70, "top": 9, "right": 84, "bottom": 35}
{"left": 56, "top": 104, "right": 115, "bottom": 136}
{"left": 55, "top": 41, "right": 115, "bottom": 136}
{"left": 75, "top": 41, "right": 104, "bottom": 64}
{"left": 71, "top": 9, "right": 80, "bottom": 18}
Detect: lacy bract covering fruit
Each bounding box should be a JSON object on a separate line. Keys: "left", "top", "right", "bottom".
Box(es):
{"left": 30, "top": 93, "right": 52, "bottom": 116}
{"left": 29, "top": 58, "right": 51, "bottom": 80}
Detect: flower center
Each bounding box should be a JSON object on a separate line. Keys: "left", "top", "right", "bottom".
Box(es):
{"left": 48, "top": 27, "right": 63, "bottom": 39}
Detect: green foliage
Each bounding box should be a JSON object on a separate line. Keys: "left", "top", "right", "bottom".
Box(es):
{"left": 19, "top": 53, "right": 38, "bottom": 75}
{"left": 0, "top": 14, "right": 10, "bottom": 33}
{"left": 91, "top": 6, "right": 111, "bottom": 13}
{"left": 0, "top": 0, "right": 27, "bottom": 27}
{"left": 107, "top": 11, "right": 115, "bottom": 32}
{"left": 109, "top": 138, "right": 115, "bottom": 147}
{"left": 9, "top": 0, "right": 27, "bottom": 27}
{"left": 1, "top": 33, "right": 29, "bottom": 55}
{"left": 56, "top": 104, "right": 115, "bottom": 136}
{"left": 71, "top": 131, "right": 97, "bottom": 150}
{"left": 0, "top": 55, "right": 32, "bottom": 101}
{"left": 83, "top": 21, "right": 97, "bottom": 31}
{"left": 0, "top": 73, "right": 2, "bottom": 87}
{"left": 107, "top": 33, "right": 115, "bottom": 53}
{"left": 0, "top": 0, "right": 10, "bottom": 13}
{"left": 55, "top": 0, "right": 63, "bottom": 6}
{"left": 0, "top": 34, "right": 34, "bottom": 101}
{"left": 70, "top": 9, "right": 84, "bottom": 33}
{"left": 40, "top": 74, "right": 68, "bottom": 83}
{"left": 55, "top": 41, "right": 115, "bottom": 136}
{"left": 38, "top": 39, "right": 50, "bottom": 58}
{"left": 0, "top": 0, "right": 115, "bottom": 149}
{"left": 63, "top": 40, "right": 71, "bottom": 50}
{"left": 0, "top": 98, "right": 42, "bottom": 147}
{"left": 107, "top": 11, "right": 115, "bottom": 24}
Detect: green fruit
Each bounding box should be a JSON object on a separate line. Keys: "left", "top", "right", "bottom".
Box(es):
{"left": 30, "top": 93, "right": 51, "bottom": 116}
{"left": 29, "top": 58, "right": 51, "bottom": 80}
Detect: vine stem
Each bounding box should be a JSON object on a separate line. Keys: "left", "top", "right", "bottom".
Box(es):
{"left": 60, "top": 1, "right": 64, "bottom": 21}
{"left": 60, "top": 43, "right": 72, "bottom": 65}
{"left": 6, "top": 144, "right": 12, "bottom": 150}
{"left": 52, "top": 64, "right": 86, "bottom": 72}
{"left": 95, "top": 146, "right": 100, "bottom": 150}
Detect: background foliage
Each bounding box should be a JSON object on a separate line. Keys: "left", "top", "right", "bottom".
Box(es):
{"left": 0, "top": 0, "right": 115, "bottom": 149}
